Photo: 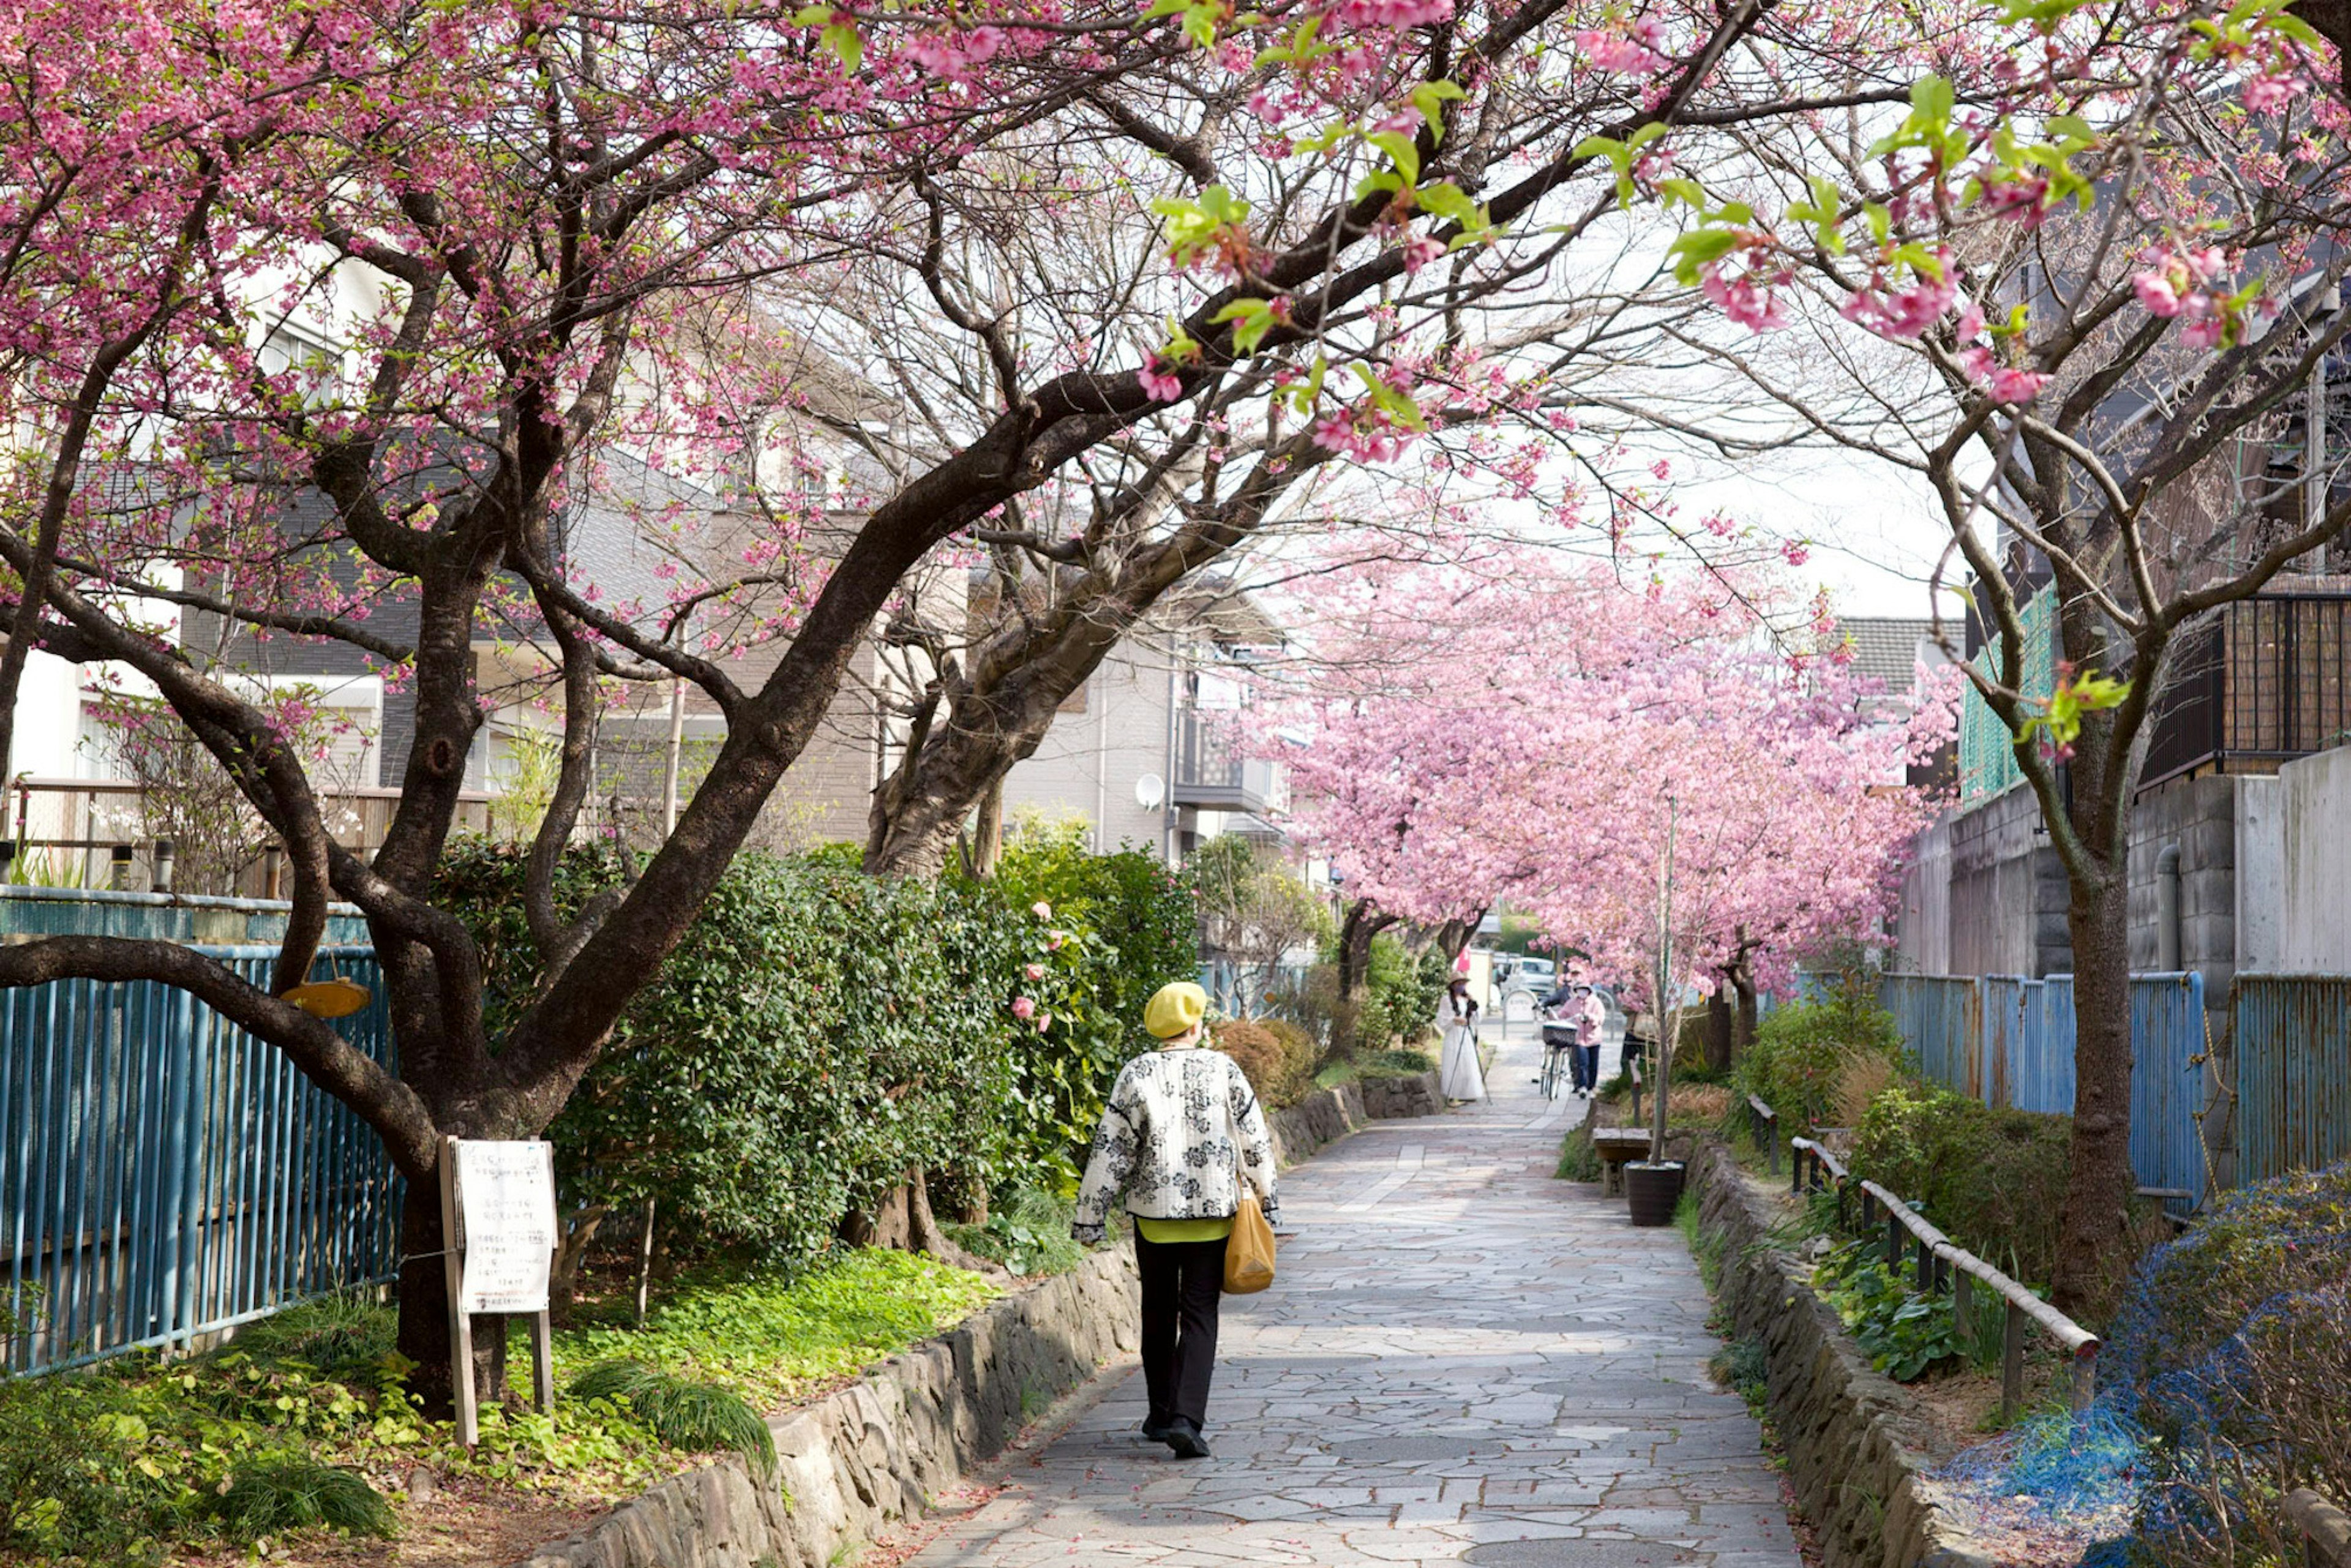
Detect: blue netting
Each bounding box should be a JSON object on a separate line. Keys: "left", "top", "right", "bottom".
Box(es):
{"left": 1937, "top": 1161, "right": 2351, "bottom": 1566}
{"left": 1940, "top": 1403, "right": 2145, "bottom": 1517}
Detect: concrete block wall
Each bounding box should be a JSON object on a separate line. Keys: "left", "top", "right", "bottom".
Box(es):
{"left": 2126, "top": 773, "right": 2243, "bottom": 999}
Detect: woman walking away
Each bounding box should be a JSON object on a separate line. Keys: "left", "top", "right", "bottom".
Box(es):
{"left": 1438, "top": 977, "right": 1486, "bottom": 1102}
{"left": 1071, "top": 981, "right": 1279, "bottom": 1460}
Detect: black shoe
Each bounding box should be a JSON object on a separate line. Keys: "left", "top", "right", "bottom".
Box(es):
{"left": 1141, "top": 1417, "right": 1174, "bottom": 1442}
{"left": 1164, "top": 1419, "right": 1211, "bottom": 1459}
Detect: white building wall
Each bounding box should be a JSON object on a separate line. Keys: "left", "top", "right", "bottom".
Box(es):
{"left": 2274, "top": 748, "right": 2351, "bottom": 970}
{"left": 999, "top": 647, "right": 1174, "bottom": 857}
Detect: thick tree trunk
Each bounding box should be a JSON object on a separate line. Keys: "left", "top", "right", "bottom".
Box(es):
{"left": 1333, "top": 899, "right": 1397, "bottom": 1056}
{"left": 1703, "top": 986, "right": 1733, "bottom": 1076}
{"left": 396, "top": 1177, "right": 509, "bottom": 1417}
{"left": 969, "top": 779, "right": 1005, "bottom": 879}
{"left": 1731, "top": 965, "right": 1759, "bottom": 1059}
{"left": 2053, "top": 863, "right": 2135, "bottom": 1317}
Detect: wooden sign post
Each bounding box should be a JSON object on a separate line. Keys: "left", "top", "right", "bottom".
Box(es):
{"left": 437, "top": 1135, "right": 560, "bottom": 1446}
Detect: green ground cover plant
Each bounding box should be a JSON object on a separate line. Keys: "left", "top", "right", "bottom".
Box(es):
{"left": 0, "top": 1247, "right": 999, "bottom": 1566}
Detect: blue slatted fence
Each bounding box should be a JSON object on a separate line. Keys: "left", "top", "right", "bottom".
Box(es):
{"left": 2234, "top": 974, "right": 2351, "bottom": 1185}
{"left": 0, "top": 945, "right": 400, "bottom": 1373}
{"left": 1868, "top": 970, "right": 2207, "bottom": 1217}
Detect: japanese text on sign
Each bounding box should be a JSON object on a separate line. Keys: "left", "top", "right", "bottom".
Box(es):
{"left": 454, "top": 1140, "right": 558, "bottom": 1315}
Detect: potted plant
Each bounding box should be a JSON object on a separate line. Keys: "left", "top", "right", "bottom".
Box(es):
{"left": 1625, "top": 797, "right": 1685, "bottom": 1227}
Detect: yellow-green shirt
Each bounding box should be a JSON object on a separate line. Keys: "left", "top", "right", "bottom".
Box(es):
{"left": 1134, "top": 1215, "right": 1234, "bottom": 1243}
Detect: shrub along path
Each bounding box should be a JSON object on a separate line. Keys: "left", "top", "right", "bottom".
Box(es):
{"left": 900, "top": 1032, "right": 1804, "bottom": 1568}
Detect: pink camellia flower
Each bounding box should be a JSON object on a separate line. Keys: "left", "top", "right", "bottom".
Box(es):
{"left": 1011, "top": 996, "right": 1037, "bottom": 1021}
{"left": 1031, "top": 900, "right": 1052, "bottom": 919}
{"left": 1025, "top": 962, "right": 1046, "bottom": 980}
{"left": 1035, "top": 1011, "right": 1054, "bottom": 1032}
{"left": 1047, "top": 930, "right": 1068, "bottom": 950}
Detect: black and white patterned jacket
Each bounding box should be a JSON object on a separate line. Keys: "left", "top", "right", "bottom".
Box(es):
{"left": 1070, "top": 1045, "right": 1280, "bottom": 1245}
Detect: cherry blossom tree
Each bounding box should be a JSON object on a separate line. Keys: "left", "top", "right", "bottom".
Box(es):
{"left": 0, "top": 0, "right": 1931, "bottom": 1400}
{"left": 1605, "top": 0, "right": 2351, "bottom": 1308}
{"left": 1253, "top": 547, "right": 1950, "bottom": 1035}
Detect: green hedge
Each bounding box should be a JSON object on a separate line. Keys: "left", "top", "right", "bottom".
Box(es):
{"left": 1735, "top": 985, "right": 1904, "bottom": 1130}
{"left": 1848, "top": 1081, "right": 2072, "bottom": 1285}
{"left": 438, "top": 839, "right": 1196, "bottom": 1270}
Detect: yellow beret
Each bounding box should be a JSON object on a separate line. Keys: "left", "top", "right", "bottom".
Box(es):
{"left": 1144, "top": 981, "right": 1209, "bottom": 1039}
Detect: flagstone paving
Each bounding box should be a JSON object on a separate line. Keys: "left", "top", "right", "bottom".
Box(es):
{"left": 902, "top": 1030, "right": 1805, "bottom": 1568}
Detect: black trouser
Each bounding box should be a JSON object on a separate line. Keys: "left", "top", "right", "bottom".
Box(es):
{"left": 1134, "top": 1230, "right": 1226, "bottom": 1430}
{"left": 1572, "top": 1042, "right": 1600, "bottom": 1091}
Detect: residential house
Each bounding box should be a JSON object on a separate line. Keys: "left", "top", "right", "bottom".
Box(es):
{"left": 994, "top": 577, "right": 1289, "bottom": 863}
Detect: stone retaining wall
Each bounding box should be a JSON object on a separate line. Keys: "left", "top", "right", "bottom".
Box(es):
{"left": 511, "top": 1247, "right": 1141, "bottom": 1568}
{"left": 1689, "top": 1142, "right": 1996, "bottom": 1568}
{"left": 1265, "top": 1068, "right": 1441, "bottom": 1163}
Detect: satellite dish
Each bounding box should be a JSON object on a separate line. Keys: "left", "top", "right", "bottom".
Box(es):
{"left": 1136, "top": 773, "right": 1166, "bottom": 809}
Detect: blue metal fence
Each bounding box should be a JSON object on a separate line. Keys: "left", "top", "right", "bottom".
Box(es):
{"left": 2234, "top": 974, "right": 2351, "bottom": 1185}
{"left": 0, "top": 885, "right": 371, "bottom": 945}
{"left": 1872, "top": 970, "right": 2207, "bottom": 1216}
{"left": 1880, "top": 975, "right": 1982, "bottom": 1101}
{"left": 0, "top": 945, "right": 400, "bottom": 1373}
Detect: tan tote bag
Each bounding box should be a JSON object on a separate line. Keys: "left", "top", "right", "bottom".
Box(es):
{"left": 1221, "top": 1073, "right": 1276, "bottom": 1294}
{"left": 1223, "top": 1188, "right": 1276, "bottom": 1294}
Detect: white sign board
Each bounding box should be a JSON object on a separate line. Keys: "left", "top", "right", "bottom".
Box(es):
{"left": 452, "top": 1139, "right": 558, "bottom": 1315}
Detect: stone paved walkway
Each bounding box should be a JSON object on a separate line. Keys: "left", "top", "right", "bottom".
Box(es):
{"left": 904, "top": 1030, "right": 1805, "bottom": 1568}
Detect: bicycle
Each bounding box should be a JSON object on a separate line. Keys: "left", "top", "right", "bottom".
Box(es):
{"left": 1536, "top": 1007, "right": 1579, "bottom": 1100}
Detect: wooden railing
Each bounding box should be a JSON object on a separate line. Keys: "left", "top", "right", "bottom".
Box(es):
{"left": 2287, "top": 1490, "right": 2351, "bottom": 1567}
{"left": 1787, "top": 1138, "right": 2099, "bottom": 1424}
{"left": 1744, "top": 1093, "right": 1780, "bottom": 1176}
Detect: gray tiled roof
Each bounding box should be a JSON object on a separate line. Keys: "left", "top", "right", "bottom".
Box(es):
{"left": 1835, "top": 617, "right": 1933, "bottom": 694}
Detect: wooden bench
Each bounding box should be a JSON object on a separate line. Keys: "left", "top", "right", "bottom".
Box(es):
{"left": 1591, "top": 1128, "right": 1653, "bottom": 1196}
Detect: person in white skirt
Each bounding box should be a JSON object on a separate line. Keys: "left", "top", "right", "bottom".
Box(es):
{"left": 1437, "top": 977, "right": 1486, "bottom": 1101}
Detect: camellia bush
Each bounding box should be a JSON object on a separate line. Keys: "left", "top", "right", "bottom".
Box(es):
{"left": 1850, "top": 1083, "right": 2074, "bottom": 1288}
{"left": 443, "top": 842, "right": 1026, "bottom": 1267}
{"left": 441, "top": 840, "right": 1190, "bottom": 1270}
{"left": 989, "top": 837, "right": 1199, "bottom": 1187}
{"left": 1735, "top": 983, "right": 1905, "bottom": 1133}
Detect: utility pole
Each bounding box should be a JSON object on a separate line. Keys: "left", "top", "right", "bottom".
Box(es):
{"left": 1649, "top": 794, "right": 1678, "bottom": 1164}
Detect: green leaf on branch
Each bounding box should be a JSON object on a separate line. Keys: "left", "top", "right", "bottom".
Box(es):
{"left": 1368, "top": 130, "right": 1420, "bottom": 186}
{"left": 1211, "top": 298, "right": 1280, "bottom": 354}
{"left": 791, "top": 6, "right": 862, "bottom": 71}
{"left": 1350, "top": 362, "right": 1429, "bottom": 431}
{"left": 1408, "top": 80, "right": 1466, "bottom": 141}
{"left": 1785, "top": 175, "right": 1847, "bottom": 255}
{"left": 1665, "top": 226, "right": 1741, "bottom": 285}
{"left": 1150, "top": 184, "right": 1252, "bottom": 268}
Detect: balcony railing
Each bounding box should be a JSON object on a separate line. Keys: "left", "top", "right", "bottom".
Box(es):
{"left": 1172, "top": 710, "right": 1286, "bottom": 815}
{"left": 2143, "top": 591, "right": 2351, "bottom": 789}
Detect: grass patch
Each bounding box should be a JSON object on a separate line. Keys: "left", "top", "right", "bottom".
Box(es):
{"left": 552, "top": 1245, "right": 1000, "bottom": 1412}
{"left": 208, "top": 1456, "right": 400, "bottom": 1540}
{"left": 1556, "top": 1123, "right": 1602, "bottom": 1182}
{"left": 568, "top": 1360, "right": 775, "bottom": 1473}
{"left": 944, "top": 1187, "right": 1087, "bottom": 1278}
{"left": 1314, "top": 1045, "right": 1436, "bottom": 1090}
